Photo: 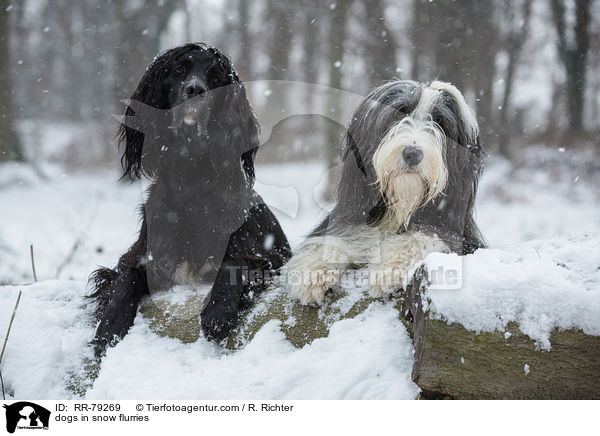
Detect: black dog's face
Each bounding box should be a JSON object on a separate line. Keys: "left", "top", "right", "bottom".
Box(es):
{"left": 162, "top": 47, "right": 229, "bottom": 137}
{"left": 121, "top": 43, "right": 259, "bottom": 180}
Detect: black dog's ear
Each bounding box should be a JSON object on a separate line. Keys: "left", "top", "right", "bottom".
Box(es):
{"left": 227, "top": 79, "right": 259, "bottom": 182}
{"left": 119, "top": 104, "right": 145, "bottom": 181}
{"left": 208, "top": 48, "right": 260, "bottom": 184}
{"left": 118, "top": 53, "right": 172, "bottom": 180}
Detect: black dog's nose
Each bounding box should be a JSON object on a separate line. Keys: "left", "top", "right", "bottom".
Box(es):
{"left": 184, "top": 79, "right": 207, "bottom": 98}
{"left": 402, "top": 146, "right": 423, "bottom": 167}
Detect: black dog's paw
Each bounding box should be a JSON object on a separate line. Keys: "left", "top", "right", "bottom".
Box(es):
{"left": 200, "top": 302, "right": 238, "bottom": 342}
{"left": 91, "top": 318, "right": 128, "bottom": 358}
{"left": 91, "top": 335, "right": 110, "bottom": 359}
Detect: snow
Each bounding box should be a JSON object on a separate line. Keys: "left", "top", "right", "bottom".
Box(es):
{"left": 0, "top": 281, "right": 94, "bottom": 398}
{"left": 0, "top": 161, "right": 40, "bottom": 189}
{"left": 0, "top": 281, "right": 416, "bottom": 399}
{"left": 476, "top": 148, "right": 600, "bottom": 246}
{"left": 0, "top": 143, "right": 599, "bottom": 399}
{"left": 0, "top": 169, "right": 141, "bottom": 284}
{"left": 88, "top": 303, "right": 417, "bottom": 399}
{"left": 422, "top": 234, "right": 600, "bottom": 350}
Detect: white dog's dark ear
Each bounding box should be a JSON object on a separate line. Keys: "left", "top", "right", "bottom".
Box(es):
{"left": 334, "top": 126, "right": 387, "bottom": 225}
{"left": 426, "top": 81, "right": 482, "bottom": 155}
{"left": 429, "top": 81, "right": 478, "bottom": 139}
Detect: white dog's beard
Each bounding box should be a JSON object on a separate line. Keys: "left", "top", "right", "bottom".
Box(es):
{"left": 373, "top": 117, "right": 448, "bottom": 231}
{"left": 378, "top": 172, "right": 424, "bottom": 230}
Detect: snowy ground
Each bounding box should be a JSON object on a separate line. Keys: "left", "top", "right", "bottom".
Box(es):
{"left": 0, "top": 145, "right": 598, "bottom": 399}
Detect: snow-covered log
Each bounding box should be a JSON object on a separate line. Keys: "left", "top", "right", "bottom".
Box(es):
{"left": 139, "top": 285, "right": 379, "bottom": 349}
{"left": 139, "top": 235, "right": 600, "bottom": 399}
{"left": 402, "top": 267, "right": 600, "bottom": 399}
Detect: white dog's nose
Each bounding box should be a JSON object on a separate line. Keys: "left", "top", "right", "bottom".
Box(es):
{"left": 402, "top": 146, "right": 423, "bottom": 167}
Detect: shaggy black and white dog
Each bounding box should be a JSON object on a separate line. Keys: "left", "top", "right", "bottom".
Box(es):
{"left": 283, "top": 80, "right": 485, "bottom": 304}
{"left": 90, "top": 43, "right": 291, "bottom": 356}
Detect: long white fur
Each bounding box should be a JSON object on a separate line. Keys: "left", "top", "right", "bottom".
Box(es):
{"left": 368, "top": 231, "right": 449, "bottom": 296}
{"left": 429, "top": 80, "right": 479, "bottom": 140}
{"left": 283, "top": 225, "right": 383, "bottom": 304}
{"left": 412, "top": 86, "right": 441, "bottom": 120}
{"left": 284, "top": 225, "right": 448, "bottom": 304}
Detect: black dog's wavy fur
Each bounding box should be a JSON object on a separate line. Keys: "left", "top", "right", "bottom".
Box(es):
{"left": 89, "top": 43, "right": 290, "bottom": 357}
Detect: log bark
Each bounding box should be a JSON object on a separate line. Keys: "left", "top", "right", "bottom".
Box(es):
{"left": 402, "top": 267, "right": 600, "bottom": 400}
{"left": 139, "top": 286, "right": 377, "bottom": 349}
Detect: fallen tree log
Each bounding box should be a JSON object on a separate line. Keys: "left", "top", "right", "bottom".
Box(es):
{"left": 139, "top": 285, "right": 377, "bottom": 348}
{"left": 137, "top": 267, "right": 600, "bottom": 399}
{"left": 402, "top": 267, "right": 600, "bottom": 399}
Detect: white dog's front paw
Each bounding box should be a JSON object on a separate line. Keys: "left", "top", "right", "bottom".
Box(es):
{"left": 368, "top": 264, "right": 404, "bottom": 298}
{"left": 283, "top": 239, "right": 348, "bottom": 305}
{"left": 287, "top": 267, "right": 340, "bottom": 305}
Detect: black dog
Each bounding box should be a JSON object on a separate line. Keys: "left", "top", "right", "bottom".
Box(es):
{"left": 90, "top": 43, "right": 291, "bottom": 356}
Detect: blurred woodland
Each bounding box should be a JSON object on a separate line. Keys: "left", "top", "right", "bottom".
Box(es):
{"left": 0, "top": 0, "right": 598, "bottom": 169}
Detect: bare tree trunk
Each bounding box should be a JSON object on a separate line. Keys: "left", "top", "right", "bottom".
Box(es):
{"left": 0, "top": 0, "right": 18, "bottom": 161}
{"left": 113, "top": 0, "right": 176, "bottom": 101}
{"left": 9, "top": 0, "right": 26, "bottom": 122}
{"left": 264, "top": 0, "right": 293, "bottom": 114}
{"left": 498, "top": 0, "right": 533, "bottom": 157}
{"left": 410, "top": 0, "right": 439, "bottom": 82}
{"left": 301, "top": 0, "right": 321, "bottom": 97}
{"left": 300, "top": 1, "right": 323, "bottom": 155}
{"left": 410, "top": 0, "right": 423, "bottom": 80}
{"left": 324, "top": 1, "right": 351, "bottom": 201}
{"left": 266, "top": 0, "right": 293, "bottom": 81}
{"left": 469, "top": 0, "right": 498, "bottom": 150}
{"left": 551, "top": 0, "right": 592, "bottom": 134}
{"left": 433, "top": 1, "right": 466, "bottom": 91}
{"left": 571, "top": 0, "right": 592, "bottom": 133}
{"left": 361, "top": 0, "right": 397, "bottom": 88}
{"left": 429, "top": 0, "right": 498, "bottom": 149}
{"left": 236, "top": 0, "right": 252, "bottom": 82}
